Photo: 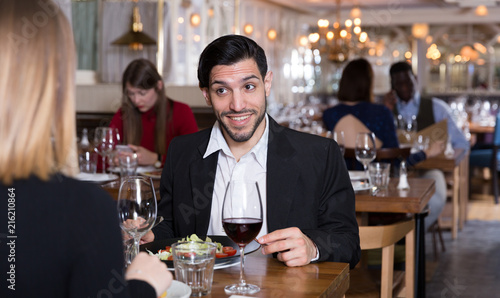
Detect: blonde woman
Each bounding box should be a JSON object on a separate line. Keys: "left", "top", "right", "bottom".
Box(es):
{"left": 0, "top": 1, "right": 171, "bottom": 297}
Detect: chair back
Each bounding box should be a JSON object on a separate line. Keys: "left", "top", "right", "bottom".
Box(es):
{"left": 347, "top": 219, "right": 415, "bottom": 298}
{"left": 334, "top": 115, "right": 383, "bottom": 148}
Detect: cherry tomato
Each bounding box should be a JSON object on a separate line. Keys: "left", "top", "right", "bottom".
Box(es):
{"left": 222, "top": 246, "right": 237, "bottom": 256}
{"left": 184, "top": 252, "right": 196, "bottom": 258}
{"left": 167, "top": 255, "right": 173, "bottom": 261}
{"left": 216, "top": 253, "right": 228, "bottom": 258}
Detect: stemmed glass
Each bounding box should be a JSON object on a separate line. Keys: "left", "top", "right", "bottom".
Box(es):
{"left": 222, "top": 181, "right": 263, "bottom": 295}
{"left": 355, "top": 132, "right": 376, "bottom": 184}
{"left": 94, "top": 127, "right": 120, "bottom": 173}
{"left": 117, "top": 176, "right": 157, "bottom": 266}
{"left": 332, "top": 130, "right": 345, "bottom": 156}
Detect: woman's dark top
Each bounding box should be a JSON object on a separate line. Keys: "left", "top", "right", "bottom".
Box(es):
{"left": 0, "top": 175, "right": 156, "bottom": 298}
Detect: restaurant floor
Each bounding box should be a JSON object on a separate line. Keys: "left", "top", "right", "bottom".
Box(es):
{"left": 425, "top": 174, "right": 500, "bottom": 298}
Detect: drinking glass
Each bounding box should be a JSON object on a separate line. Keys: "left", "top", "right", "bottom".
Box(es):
{"left": 222, "top": 181, "right": 263, "bottom": 295}
{"left": 332, "top": 130, "right": 345, "bottom": 156}
{"left": 355, "top": 132, "right": 376, "bottom": 184}
{"left": 94, "top": 127, "right": 120, "bottom": 173}
{"left": 117, "top": 176, "right": 157, "bottom": 266}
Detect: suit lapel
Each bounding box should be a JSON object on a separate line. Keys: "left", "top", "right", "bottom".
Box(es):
{"left": 266, "top": 118, "right": 299, "bottom": 232}
{"left": 189, "top": 140, "right": 219, "bottom": 237}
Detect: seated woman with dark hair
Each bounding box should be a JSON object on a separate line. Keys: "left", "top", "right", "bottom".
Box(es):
{"left": 110, "top": 59, "right": 199, "bottom": 167}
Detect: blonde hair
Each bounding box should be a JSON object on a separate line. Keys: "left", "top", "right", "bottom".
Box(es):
{"left": 0, "top": 0, "right": 77, "bottom": 185}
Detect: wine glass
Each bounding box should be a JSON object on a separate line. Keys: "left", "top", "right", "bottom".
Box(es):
{"left": 222, "top": 181, "right": 263, "bottom": 295}
{"left": 94, "top": 127, "right": 120, "bottom": 173}
{"left": 355, "top": 132, "right": 376, "bottom": 184}
{"left": 117, "top": 176, "right": 157, "bottom": 266}
{"left": 332, "top": 130, "right": 345, "bottom": 156}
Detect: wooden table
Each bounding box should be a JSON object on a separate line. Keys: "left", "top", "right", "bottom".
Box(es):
{"left": 207, "top": 256, "right": 349, "bottom": 297}
{"left": 355, "top": 178, "right": 435, "bottom": 298}
{"left": 414, "top": 149, "right": 469, "bottom": 240}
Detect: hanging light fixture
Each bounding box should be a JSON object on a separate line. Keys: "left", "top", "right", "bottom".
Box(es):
{"left": 307, "top": 0, "right": 368, "bottom": 64}
{"left": 111, "top": 1, "right": 156, "bottom": 51}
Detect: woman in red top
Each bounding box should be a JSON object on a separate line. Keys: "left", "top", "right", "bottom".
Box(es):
{"left": 110, "top": 59, "right": 198, "bottom": 166}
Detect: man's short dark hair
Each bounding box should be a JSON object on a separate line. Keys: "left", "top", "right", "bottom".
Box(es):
{"left": 389, "top": 61, "right": 413, "bottom": 77}
{"left": 197, "top": 35, "right": 268, "bottom": 88}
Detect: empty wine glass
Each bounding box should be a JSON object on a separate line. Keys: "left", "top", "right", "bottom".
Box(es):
{"left": 222, "top": 181, "right": 263, "bottom": 295}
{"left": 332, "top": 130, "right": 345, "bottom": 156}
{"left": 117, "top": 176, "right": 157, "bottom": 266}
{"left": 355, "top": 132, "right": 376, "bottom": 184}
{"left": 94, "top": 127, "right": 120, "bottom": 173}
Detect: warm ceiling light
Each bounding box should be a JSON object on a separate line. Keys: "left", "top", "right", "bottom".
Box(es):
{"left": 190, "top": 13, "right": 201, "bottom": 27}
{"left": 317, "top": 19, "right": 329, "bottom": 28}
{"left": 267, "top": 29, "right": 277, "bottom": 41}
{"left": 405, "top": 51, "right": 412, "bottom": 59}
{"left": 340, "top": 29, "right": 347, "bottom": 38}
{"left": 308, "top": 33, "right": 320, "bottom": 43}
{"left": 359, "top": 32, "right": 367, "bottom": 43}
{"left": 326, "top": 31, "right": 334, "bottom": 40}
{"left": 353, "top": 18, "right": 361, "bottom": 26}
{"left": 475, "top": 5, "right": 488, "bottom": 16}
{"left": 111, "top": 6, "right": 156, "bottom": 51}
{"left": 208, "top": 8, "right": 214, "bottom": 17}
{"left": 345, "top": 19, "right": 352, "bottom": 28}
{"left": 243, "top": 24, "right": 253, "bottom": 35}
{"left": 299, "top": 36, "right": 309, "bottom": 47}
{"left": 353, "top": 26, "right": 361, "bottom": 35}
{"left": 178, "top": 17, "right": 184, "bottom": 24}
{"left": 412, "top": 23, "right": 429, "bottom": 39}
{"left": 473, "top": 42, "right": 487, "bottom": 54}
{"left": 350, "top": 7, "right": 361, "bottom": 18}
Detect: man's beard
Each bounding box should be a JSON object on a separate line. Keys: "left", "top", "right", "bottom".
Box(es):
{"left": 215, "top": 99, "right": 266, "bottom": 143}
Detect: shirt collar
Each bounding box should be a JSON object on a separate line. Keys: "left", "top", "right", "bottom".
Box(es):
{"left": 204, "top": 114, "right": 269, "bottom": 169}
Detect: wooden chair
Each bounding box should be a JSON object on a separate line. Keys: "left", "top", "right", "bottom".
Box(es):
{"left": 347, "top": 219, "right": 415, "bottom": 298}
{"left": 334, "top": 115, "right": 383, "bottom": 148}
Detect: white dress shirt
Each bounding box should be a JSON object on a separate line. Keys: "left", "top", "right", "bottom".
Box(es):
{"left": 204, "top": 114, "right": 269, "bottom": 239}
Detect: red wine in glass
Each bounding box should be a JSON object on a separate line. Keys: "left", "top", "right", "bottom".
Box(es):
{"left": 222, "top": 181, "right": 263, "bottom": 295}
{"left": 222, "top": 218, "right": 263, "bottom": 247}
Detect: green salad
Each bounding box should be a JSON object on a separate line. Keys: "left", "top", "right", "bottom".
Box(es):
{"left": 147, "top": 234, "right": 224, "bottom": 261}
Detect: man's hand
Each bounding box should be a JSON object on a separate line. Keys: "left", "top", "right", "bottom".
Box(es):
{"left": 128, "top": 144, "right": 157, "bottom": 166}
{"left": 383, "top": 90, "right": 397, "bottom": 112}
{"left": 424, "top": 140, "right": 445, "bottom": 158}
{"left": 257, "top": 227, "right": 317, "bottom": 267}
{"left": 141, "top": 230, "right": 155, "bottom": 244}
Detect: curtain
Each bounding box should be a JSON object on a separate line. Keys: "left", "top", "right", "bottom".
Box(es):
{"left": 72, "top": 1, "right": 97, "bottom": 70}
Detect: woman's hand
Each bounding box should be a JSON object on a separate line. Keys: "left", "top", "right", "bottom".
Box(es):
{"left": 125, "top": 252, "right": 172, "bottom": 297}
{"left": 128, "top": 144, "right": 157, "bottom": 166}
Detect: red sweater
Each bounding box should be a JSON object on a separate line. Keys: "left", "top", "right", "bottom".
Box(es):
{"left": 110, "top": 100, "right": 198, "bottom": 158}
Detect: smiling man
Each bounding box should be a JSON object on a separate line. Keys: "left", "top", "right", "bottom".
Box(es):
{"left": 145, "top": 35, "right": 360, "bottom": 268}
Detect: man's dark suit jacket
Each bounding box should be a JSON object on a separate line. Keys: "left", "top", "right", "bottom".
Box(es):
{"left": 153, "top": 116, "right": 360, "bottom": 268}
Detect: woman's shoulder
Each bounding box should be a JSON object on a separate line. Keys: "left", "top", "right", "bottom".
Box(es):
{"left": 171, "top": 99, "right": 193, "bottom": 111}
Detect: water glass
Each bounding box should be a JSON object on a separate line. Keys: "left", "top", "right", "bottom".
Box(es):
{"left": 79, "top": 151, "right": 97, "bottom": 174}
{"left": 368, "top": 162, "right": 391, "bottom": 190}
{"left": 172, "top": 241, "right": 217, "bottom": 296}
{"left": 119, "top": 153, "right": 138, "bottom": 178}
